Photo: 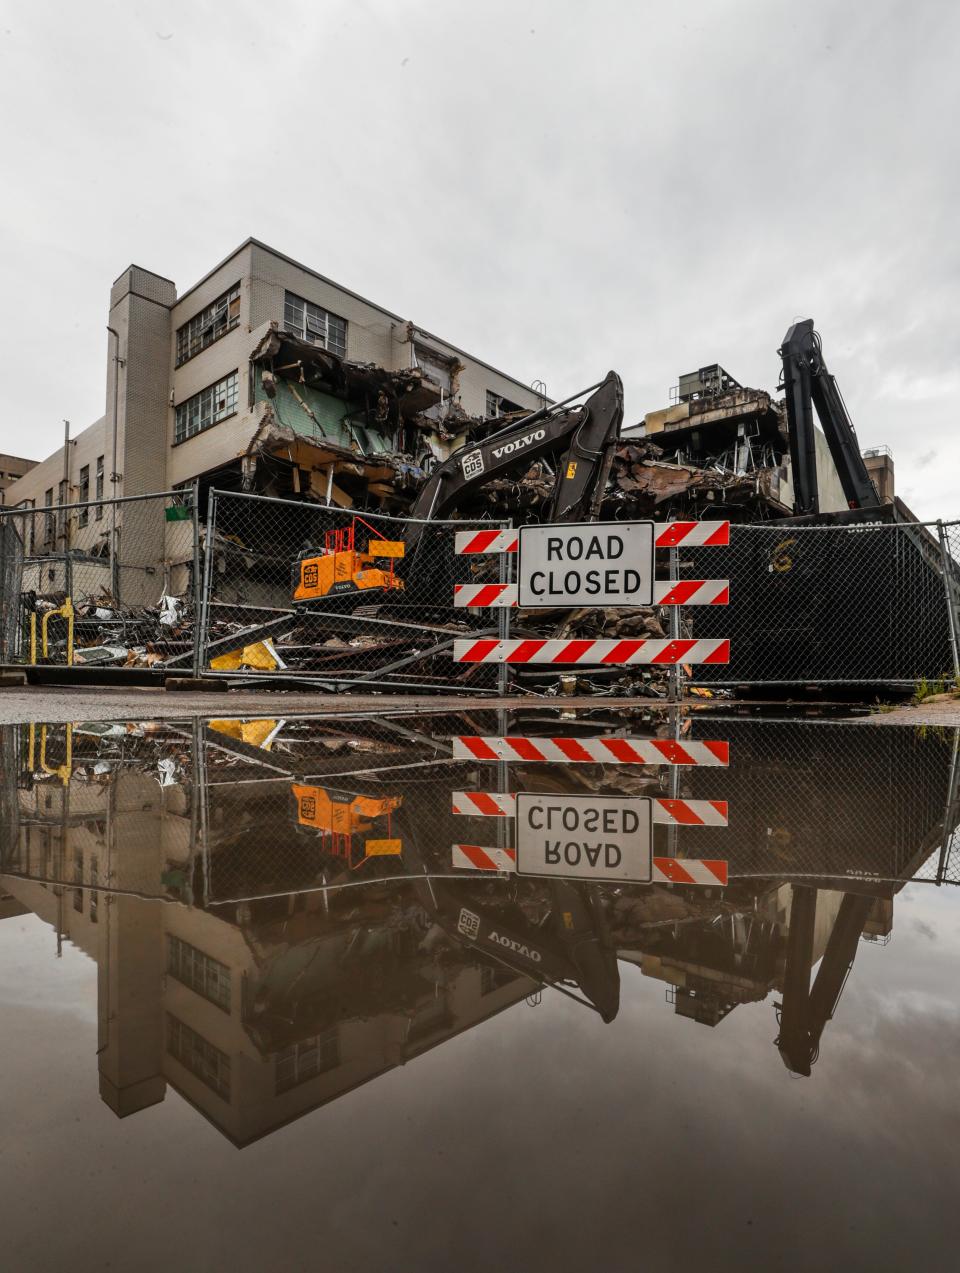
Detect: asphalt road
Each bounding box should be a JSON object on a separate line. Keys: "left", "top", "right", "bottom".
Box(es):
{"left": 0, "top": 685, "right": 660, "bottom": 724}
{"left": 1, "top": 684, "right": 955, "bottom": 726}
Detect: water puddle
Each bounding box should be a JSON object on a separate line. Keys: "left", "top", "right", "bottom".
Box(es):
{"left": 2, "top": 709, "right": 958, "bottom": 1269}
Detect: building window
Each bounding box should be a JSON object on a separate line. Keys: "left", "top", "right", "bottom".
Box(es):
{"left": 16, "top": 499, "right": 35, "bottom": 553}
{"left": 408, "top": 995, "right": 452, "bottom": 1042}
{"left": 175, "top": 283, "right": 241, "bottom": 366}
{"left": 167, "top": 934, "right": 231, "bottom": 1011}
{"left": 166, "top": 1014, "right": 231, "bottom": 1101}
{"left": 89, "top": 856, "right": 98, "bottom": 923}
{"left": 485, "top": 389, "right": 523, "bottom": 418}
{"left": 73, "top": 851, "right": 83, "bottom": 913}
{"left": 174, "top": 371, "right": 239, "bottom": 444}
{"left": 43, "top": 487, "right": 54, "bottom": 545}
{"left": 481, "top": 965, "right": 515, "bottom": 996}
{"left": 275, "top": 1030, "right": 340, "bottom": 1094}
{"left": 283, "top": 292, "right": 347, "bottom": 358}
{"left": 78, "top": 465, "right": 89, "bottom": 527}
{"left": 95, "top": 456, "right": 104, "bottom": 519}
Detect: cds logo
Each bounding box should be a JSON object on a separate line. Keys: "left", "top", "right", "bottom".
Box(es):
{"left": 491, "top": 428, "right": 545, "bottom": 460}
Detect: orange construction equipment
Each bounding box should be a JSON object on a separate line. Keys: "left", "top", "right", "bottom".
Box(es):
{"left": 292, "top": 784, "right": 403, "bottom": 869}
{"left": 293, "top": 519, "right": 404, "bottom": 604}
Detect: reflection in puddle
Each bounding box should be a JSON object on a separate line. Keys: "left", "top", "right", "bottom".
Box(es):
{"left": 1, "top": 711, "right": 958, "bottom": 1147}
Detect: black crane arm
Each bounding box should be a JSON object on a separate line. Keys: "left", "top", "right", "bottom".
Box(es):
{"left": 404, "top": 371, "right": 624, "bottom": 551}
{"left": 779, "top": 320, "right": 880, "bottom": 516}
{"left": 410, "top": 871, "right": 620, "bottom": 1022}
{"left": 775, "top": 887, "right": 874, "bottom": 1075}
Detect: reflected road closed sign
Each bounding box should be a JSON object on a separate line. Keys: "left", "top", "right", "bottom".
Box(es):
{"left": 517, "top": 521, "right": 654, "bottom": 607}
{"left": 515, "top": 793, "right": 653, "bottom": 883}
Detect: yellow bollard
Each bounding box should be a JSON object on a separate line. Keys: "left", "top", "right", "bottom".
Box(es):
{"left": 40, "top": 598, "right": 75, "bottom": 666}
{"left": 39, "top": 723, "right": 73, "bottom": 786}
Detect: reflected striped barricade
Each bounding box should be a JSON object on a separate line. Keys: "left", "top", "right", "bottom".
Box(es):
{"left": 448, "top": 731, "right": 730, "bottom": 884}
{"left": 451, "top": 792, "right": 729, "bottom": 824}
{"left": 450, "top": 844, "right": 729, "bottom": 886}
{"left": 451, "top": 735, "right": 728, "bottom": 765}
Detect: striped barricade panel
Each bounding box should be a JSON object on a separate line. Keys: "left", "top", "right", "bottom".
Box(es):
{"left": 451, "top": 847, "right": 728, "bottom": 885}
{"left": 450, "top": 792, "right": 728, "bottom": 826}
{"left": 453, "top": 638, "right": 730, "bottom": 665}
{"left": 451, "top": 844, "right": 517, "bottom": 872}
{"left": 450, "top": 737, "right": 729, "bottom": 765}
{"left": 453, "top": 579, "right": 730, "bottom": 608}
{"left": 454, "top": 521, "right": 730, "bottom": 555}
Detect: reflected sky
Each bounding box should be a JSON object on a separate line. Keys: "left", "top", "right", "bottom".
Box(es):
{"left": 1, "top": 711, "right": 959, "bottom": 1272}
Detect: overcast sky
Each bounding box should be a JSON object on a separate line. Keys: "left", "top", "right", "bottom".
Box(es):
{"left": 1, "top": 0, "right": 957, "bottom": 518}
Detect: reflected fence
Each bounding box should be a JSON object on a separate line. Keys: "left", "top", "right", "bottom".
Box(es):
{"left": 2, "top": 714, "right": 958, "bottom": 906}
{"left": 1, "top": 487, "right": 958, "bottom": 693}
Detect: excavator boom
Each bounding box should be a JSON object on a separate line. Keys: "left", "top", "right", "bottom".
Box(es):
{"left": 404, "top": 370, "right": 624, "bottom": 552}
{"left": 779, "top": 320, "right": 880, "bottom": 516}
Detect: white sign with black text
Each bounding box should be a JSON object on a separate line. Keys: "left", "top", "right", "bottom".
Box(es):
{"left": 515, "top": 793, "right": 653, "bottom": 884}
{"left": 517, "top": 521, "right": 654, "bottom": 608}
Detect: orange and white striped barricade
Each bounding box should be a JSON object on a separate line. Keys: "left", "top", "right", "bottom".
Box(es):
{"left": 450, "top": 735, "right": 729, "bottom": 765}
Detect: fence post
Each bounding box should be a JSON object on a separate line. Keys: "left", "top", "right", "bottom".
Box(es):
{"left": 668, "top": 545, "right": 682, "bottom": 703}
{"left": 196, "top": 488, "right": 218, "bottom": 676}
{"left": 497, "top": 519, "right": 512, "bottom": 696}
{"left": 190, "top": 480, "right": 202, "bottom": 678}
{"left": 936, "top": 520, "right": 960, "bottom": 680}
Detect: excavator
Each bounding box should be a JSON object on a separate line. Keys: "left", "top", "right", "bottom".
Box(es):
{"left": 779, "top": 319, "right": 882, "bottom": 519}
{"left": 292, "top": 370, "right": 625, "bottom": 604}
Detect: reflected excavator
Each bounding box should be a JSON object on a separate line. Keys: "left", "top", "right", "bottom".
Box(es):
{"left": 292, "top": 371, "right": 624, "bottom": 604}
{"left": 399, "top": 817, "right": 621, "bottom": 1023}
{"left": 292, "top": 783, "right": 403, "bottom": 870}
{"left": 774, "top": 886, "right": 875, "bottom": 1075}
{"left": 288, "top": 779, "right": 620, "bottom": 1018}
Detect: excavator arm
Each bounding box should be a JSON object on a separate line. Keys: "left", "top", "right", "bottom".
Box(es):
{"left": 404, "top": 371, "right": 624, "bottom": 551}
{"left": 779, "top": 320, "right": 880, "bottom": 516}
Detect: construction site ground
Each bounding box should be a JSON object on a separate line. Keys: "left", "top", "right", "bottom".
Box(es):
{"left": 0, "top": 682, "right": 955, "bottom": 726}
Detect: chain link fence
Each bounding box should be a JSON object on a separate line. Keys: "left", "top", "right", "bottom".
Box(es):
{"left": 1, "top": 487, "right": 957, "bottom": 694}
{"left": 678, "top": 718, "right": 960, "bottom": 885}
{"left": 0, "top": 490, "right": 199, "bottom": 671}
{"left": 684, "top": 519, "right": 960, "bottom": 688}
{"left": 197, "top": 490, "right": 510, "bottom": 694}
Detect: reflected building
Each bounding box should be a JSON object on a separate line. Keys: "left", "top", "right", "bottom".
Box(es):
{"left": 1, "top": 712, "right": 958, "bottom": 1142}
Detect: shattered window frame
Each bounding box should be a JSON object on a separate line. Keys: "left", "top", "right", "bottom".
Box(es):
{"left": 283, "top": 291, "right": 347, "bottom": 359}
{"left": 95, "top": 455, "right": 104, "bottom": 520}
{"left": 174, "top": 371, "right": 239, "bottom": 445}
{"left": 175, "top": 282, "right": 241, "bottom": 367}
{"left": 275, "top": 1030, "right": 340, "bottom": 1094}
{"left": 485, "top": 390, "right": 502, "bottom": 418}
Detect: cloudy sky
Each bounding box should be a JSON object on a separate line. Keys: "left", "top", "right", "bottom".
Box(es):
{"left": 1, "top": 0, "right": 957, "bottom": 518}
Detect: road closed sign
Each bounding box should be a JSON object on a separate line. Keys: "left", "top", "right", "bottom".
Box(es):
{"left": 517, "top": 521, "right": 654, "bottom": 607}
{"left": 515, "top": 793, "right": 653, "bottom": 884}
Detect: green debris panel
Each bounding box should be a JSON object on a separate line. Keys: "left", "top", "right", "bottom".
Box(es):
{"left": 256, "top": 372, "right": 392, "bottom": 454}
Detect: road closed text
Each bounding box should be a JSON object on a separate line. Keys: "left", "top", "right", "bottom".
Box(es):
{"left": 515, "top": 793, "right": 652, "bottom": 883}
{"left": 517, "top": 521, "right": 654, "bottom": 607}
